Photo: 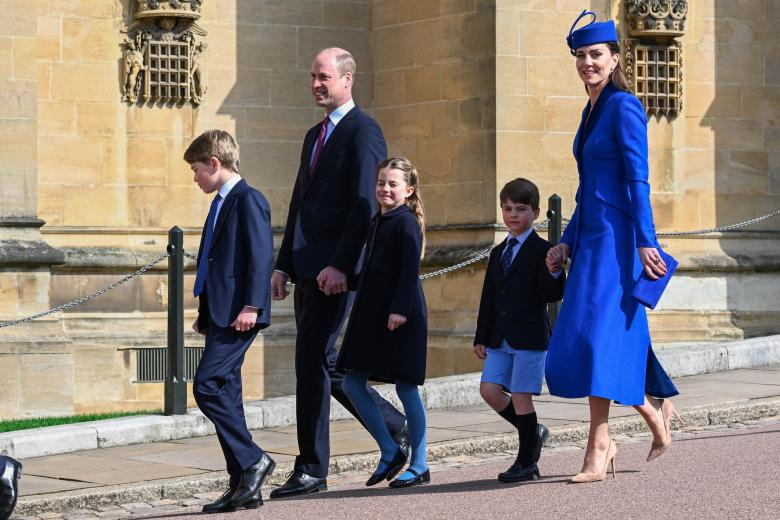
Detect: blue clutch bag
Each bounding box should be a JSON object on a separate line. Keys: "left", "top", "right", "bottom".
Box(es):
{"left": 632, "top": 248, "right": 678, "bottom": 310}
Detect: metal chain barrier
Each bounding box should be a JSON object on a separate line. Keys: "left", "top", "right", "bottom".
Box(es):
{"left": 561, "top": 210, "right": 780, "bottom": 237}
{"left": 0, "top": 252, "right": 170, "bottom": 329}
{"left": 418, "top": 219, "right": 550, "bottom": 280}
{"left": 1, "top": 211, "right": 778, "bottom": 329}
{"left": 657, "top": 209, "right": 780, "bottom": 237}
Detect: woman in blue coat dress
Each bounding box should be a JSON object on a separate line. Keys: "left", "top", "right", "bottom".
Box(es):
{"left": 545, "top": 12, "right": 682, "bottom": 483}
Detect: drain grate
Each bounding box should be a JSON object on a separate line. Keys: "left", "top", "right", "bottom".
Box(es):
{"left": 135, "top": 347, "right": 204, "bottom": 383}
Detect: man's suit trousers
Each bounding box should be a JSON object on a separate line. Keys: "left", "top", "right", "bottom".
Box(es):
{"left": 293, "top": 279, "right": 406, "bottom": 477}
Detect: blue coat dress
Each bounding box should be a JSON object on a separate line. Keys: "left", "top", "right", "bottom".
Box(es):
{"left": 544, "top": 83, "right": 679, "bottom": 406}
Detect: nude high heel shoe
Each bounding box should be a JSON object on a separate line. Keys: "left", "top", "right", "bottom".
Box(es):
{"left": 571, "top": 440, "right": 616, "bottom": 483}
{"left": 647, "top": 399, "right": 686, "bottom": 462}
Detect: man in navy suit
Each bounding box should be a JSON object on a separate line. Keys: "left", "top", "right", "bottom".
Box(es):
{"left": 270, "top": 48, "right": 407, "bottom": 498}
{"left": 186, "top": 130, "right": 275, "bottom": 513}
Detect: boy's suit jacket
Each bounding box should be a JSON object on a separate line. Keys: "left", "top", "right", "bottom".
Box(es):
{"left": 275, "top": 105, "right": 387, "bottom": 282}
{"left": 196, "top": 179, "right": 273, "bottom": 330}
{"left": 474, "top": 230, "right": 565, "bottom": 351}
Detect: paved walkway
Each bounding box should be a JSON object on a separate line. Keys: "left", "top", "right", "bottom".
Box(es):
{"left": 14, "top": 366, "right": 780, "bottom": 517}
{"left": 194, "top": 419, "right": 780, "bottom": 520}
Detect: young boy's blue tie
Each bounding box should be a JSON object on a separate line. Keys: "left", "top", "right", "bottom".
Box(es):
{"left": 500, "top": 237, "right": 518, "bottom": 275}
{"left": 193, "top": 194, "right": 222, "bottom": 297}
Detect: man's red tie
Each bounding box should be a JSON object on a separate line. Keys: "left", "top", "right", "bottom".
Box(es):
{"left": 309, "top": 116, "right": 329, "bottom": 174}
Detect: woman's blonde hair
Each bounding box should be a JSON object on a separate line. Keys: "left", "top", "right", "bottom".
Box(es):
{"left": 376, "top": 157, "right": 426, "bottom": 256}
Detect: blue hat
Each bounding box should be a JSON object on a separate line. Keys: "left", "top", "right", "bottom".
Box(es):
{"left": 566, "top": 10, "right": 618, "bottom": 56}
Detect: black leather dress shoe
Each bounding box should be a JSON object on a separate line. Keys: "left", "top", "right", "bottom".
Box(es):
{"left": 202, "top": 487, "right": 238, "bottom": 514}
{"left": 269, "top": 470, "right": 327, "bottom": 499}
{"left": 498, "top": 461, "right": 540, "bottom": 483}
{"left": 391, "top": 422, "right": 411, "bottom": 457}
{"left": 365, "top": 447, "right": 408, "bottom": 486}
{"left": 532, "top": 423, "right": 550, "bottom": 464}
{"left": 0, "top": 456, "right": 22, "bottom": 520}
{"left": 389, "top": 468, "right": 430, "bottom": 489}
{"left": 229, "top": 453, "right": 276, "bottom": 508}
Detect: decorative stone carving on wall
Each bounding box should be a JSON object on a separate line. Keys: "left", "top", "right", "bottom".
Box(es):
{"left": 626, "top": 0, "right": 688, "bottom": 37}
{"left": 624, "top": 1, "right": 688, "bottom": 119}
{"left": 121, "top": 0, "right": 207, "bottom": 106}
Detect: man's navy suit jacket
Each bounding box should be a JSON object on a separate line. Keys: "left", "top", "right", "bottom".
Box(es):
{"left": 196, "top": 179, "right": 273, "bottom": 330}
{"left": 276, "top": 105, "right": 387, "bottom": 282}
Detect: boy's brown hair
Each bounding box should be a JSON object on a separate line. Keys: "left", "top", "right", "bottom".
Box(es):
{"left": 499, "top": 178, "right": 540, "bottom": 210}
{"left": 183, "top": 129, "right": 240, "bottom": 173}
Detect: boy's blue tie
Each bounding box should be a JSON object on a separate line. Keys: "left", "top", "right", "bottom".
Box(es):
{"left": 193, "top": 194, "right": 222, "bottom": 297}
{"left": 500, "top": 237, "right": 518, "bottom": 276}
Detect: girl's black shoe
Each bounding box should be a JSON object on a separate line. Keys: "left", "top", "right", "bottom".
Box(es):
{"left": 365, "top": 448, "right": 407, "bottom": 486}
{"left": 389, "top": 468, "right": 430, "bottom": 489}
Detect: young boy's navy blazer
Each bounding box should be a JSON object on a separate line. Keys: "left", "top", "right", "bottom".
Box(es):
{"left": 195, "top": 179, "right": 273, "bottom": 330}
{"left": 474, "top": 230, "right": 565, "bottom": 351}
{"left": 193, "top": 178, "right": 273, "bottom": 485}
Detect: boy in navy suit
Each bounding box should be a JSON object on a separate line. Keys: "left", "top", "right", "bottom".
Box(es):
{"left": 473, "top": 178, "right": 565, "bottom": 483}
{"left": 186, "top": 130, "right": 275, "bottom": 513}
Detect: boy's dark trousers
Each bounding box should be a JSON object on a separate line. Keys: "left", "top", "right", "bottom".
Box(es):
{"left": 193, "top": 298, "right": 265, "bottom": 486}
{"left": 293, "top": 279, "right": 406, "bottom": 478}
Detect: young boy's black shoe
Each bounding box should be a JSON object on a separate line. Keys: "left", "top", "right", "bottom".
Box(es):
{"left": 497, "top": 462, "right": 540, "bottom": 483}
{"left": 532, "top": 423, "right": 549, "bottom": 464}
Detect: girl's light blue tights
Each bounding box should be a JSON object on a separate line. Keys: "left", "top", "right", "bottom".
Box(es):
{"left": 342, "top": 371, "right": 428, "bottom": 481}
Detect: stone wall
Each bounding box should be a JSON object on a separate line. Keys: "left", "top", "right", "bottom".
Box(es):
{"left": 644, "top": 0, "right": 780, "bottom": 338}
{"left": 0, "top": 0, "right": 778, "bottom": 417}
{"left": 371, "top": 0, "right": 496, "bottom": 227}
{"left": 495, "top": 0, "right": 611, "bottom": 221}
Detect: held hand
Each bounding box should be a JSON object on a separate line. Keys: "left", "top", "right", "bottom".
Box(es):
{"left": 317, "top": 266, "right": 348, "bottom": 295}
{"left": 192, "top": 317, "right": 206, "bottom": 336}
{"left": 546, "top": 243, "right": 570, "bottom": 274}
{"left": 474, "top": 344, "right": 487, "bottom": 360}
{"left": 230, "top": 305, "right": 258, "bottom": 332}
{"left": 638, "top": 247, "right": 667, "bottom": 281}
{"left": 387, "top": 313, "right": 407, "bottom": 331}
{"left": 271, "top": 271, "right": 289, "bottom": 300}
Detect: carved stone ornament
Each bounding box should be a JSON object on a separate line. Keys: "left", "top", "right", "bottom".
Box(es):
{"left": 626, "top": 0, "right": 688, "bottom": 38}
{"left": 121, "top": 0, "right": 207, "bottom": 106}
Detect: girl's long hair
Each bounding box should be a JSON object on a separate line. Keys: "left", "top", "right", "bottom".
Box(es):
{"left": 376, "top": 157, "right": 426, "bottom": 257}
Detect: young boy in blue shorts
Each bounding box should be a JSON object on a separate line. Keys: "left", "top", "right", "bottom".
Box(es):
{"left": 474, "top": 178, "right": 565, "bottom": 483}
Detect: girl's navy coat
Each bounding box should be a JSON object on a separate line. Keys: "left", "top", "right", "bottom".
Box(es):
{"left": 337, "top": 204, "right": 427, "bottom": 385}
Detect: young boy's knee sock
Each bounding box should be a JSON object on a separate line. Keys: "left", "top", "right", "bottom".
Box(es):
{"left": 396, "top": 382, "right": 427, "bottom": 478}
{"left": 342, "top": 371, "right": 399, "bottom": 464}
{"left": 515, "top": 411, "right": 538, "bottom": 467}
{"left": 497, "top": 401, "right": 517, "bottom": 427}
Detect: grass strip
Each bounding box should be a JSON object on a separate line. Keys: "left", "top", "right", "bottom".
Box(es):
{"left": 0, "top": 410, "right": 162, "bottom": 433}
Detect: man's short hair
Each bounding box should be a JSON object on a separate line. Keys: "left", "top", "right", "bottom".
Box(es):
{"left": 499, "top": 178, "right": 540, "bottom": 210}
{"left": 320, "top": 48, "right": 356, "bottom": 77}
{"left": 183, "top": 129, "right": 240, "bottom": 173}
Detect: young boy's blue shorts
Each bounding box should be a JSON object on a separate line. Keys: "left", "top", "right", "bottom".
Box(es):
{"left": 480, "top": 340, "right": 546, "bottom": 394}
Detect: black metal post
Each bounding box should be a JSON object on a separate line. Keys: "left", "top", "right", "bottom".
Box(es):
{"left": 546, "top": 195, "right": 562, "bottom": 328}
{"left": 165, "top": 226, "right": 187, "bottom": 415}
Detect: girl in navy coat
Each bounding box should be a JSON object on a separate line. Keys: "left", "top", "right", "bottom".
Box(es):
{"left": 545, "top": 12, "right": 682, "bottom": 483}
{"left": 336, "top": 157, "right": 429, "bottom": 488}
